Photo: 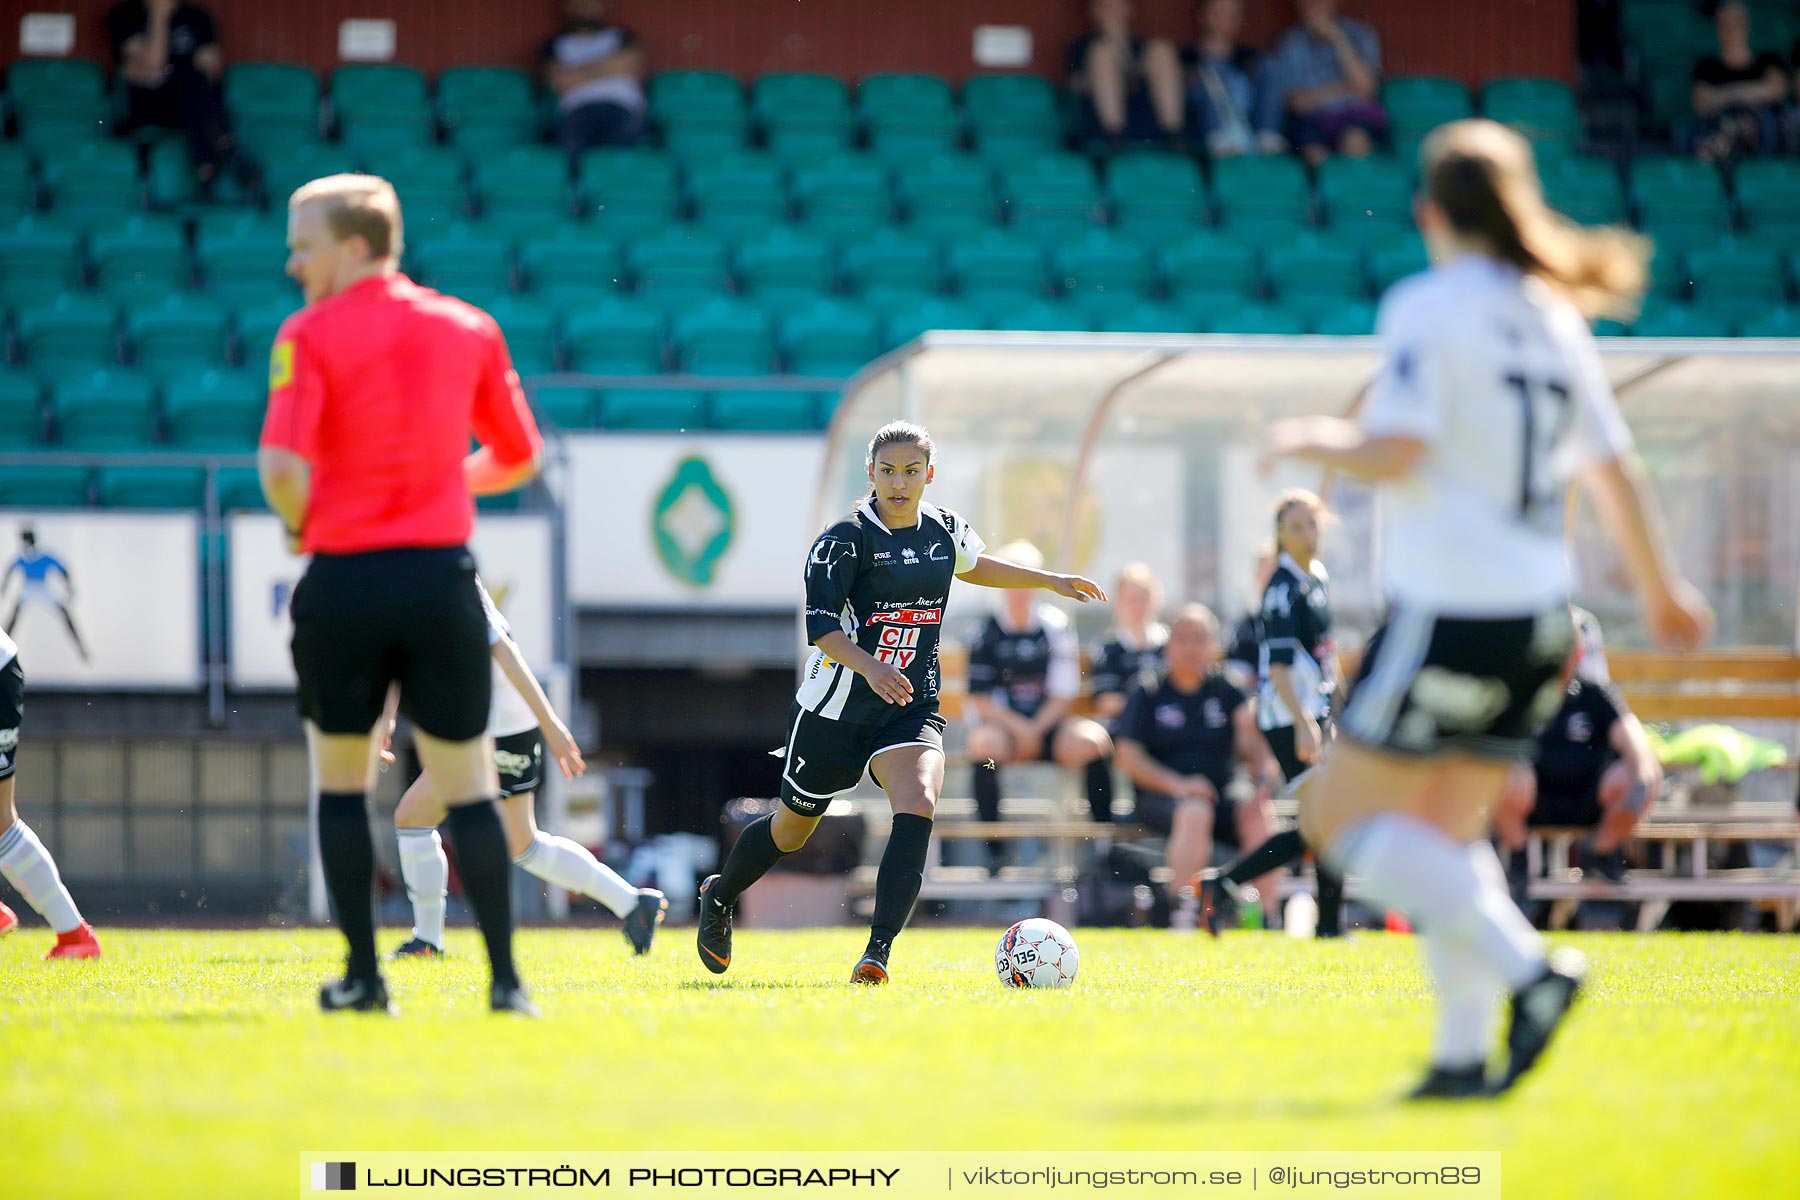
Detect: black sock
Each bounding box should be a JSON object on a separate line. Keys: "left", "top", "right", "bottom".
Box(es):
{"left": 1084, "top": 756, "right": 1114, "bottom": 823}
{"left": 714, "top": 814, "right": 788, "bottom": 906}
{"left": 974, "top": 763, "right": 1003, "bottom": 866}
{"left": 443, "top": 800, "right": 519, "bottom": 990}
{"left": 1224, "top": 828, "right": 1307, "bottom": 887}
{"left": 1315, "top": 861, "right": 1345, "bottom": 936}
{"left": 316, "top": 791, "right": 378, "bottom": 981}
{"left": 871, "top": 812, "right": 933, "bottom": 950}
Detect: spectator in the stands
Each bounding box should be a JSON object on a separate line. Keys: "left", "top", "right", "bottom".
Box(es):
{"left": 1089, "top": 562, "right": 1168, "bottom": 728}
{"left": 965, "top": 541, "right": 1116, "bottom": 867}
{"left": 1184, "top": 0, "right": 1287, "bottom": 157}
{"left": 1267, "top": 0, "right": 1387, "bottom": 166}
{"left": 1690, "top": 1, "right": 1787, "bottom": 163}
{"left": 1067, "top": 0, "right": 1189, "bottom": 147}
{"left": 107, "top": 0, "right": 251, "bottom": 196}
{"left": 543, "top": 0, "right": 647, "bottom": 156}
{"left": 1114, "top": 604, "right": 1282, "bottom": 930}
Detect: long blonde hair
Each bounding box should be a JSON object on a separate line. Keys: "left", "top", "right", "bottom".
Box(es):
{"left": 1422, "top": 119, "right": 1646, "bottom": 320}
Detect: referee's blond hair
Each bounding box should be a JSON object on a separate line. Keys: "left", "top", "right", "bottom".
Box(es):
{"left": 289, "top": 173, "right": 405, "bottom": 263}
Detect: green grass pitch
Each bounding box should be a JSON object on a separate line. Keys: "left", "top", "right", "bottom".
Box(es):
{"left": 5, "top": 925, "right": 1795, "bottom": 1199}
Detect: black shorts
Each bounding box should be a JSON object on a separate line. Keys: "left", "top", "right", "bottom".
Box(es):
{"left": 1339, "top": 605, "right": 1574, "bottom": 762}
{"left": 1528, "top": 786, "right": 1603, "bottom": 828}
{"left": 779, "top": 704, "right": 947, "bottom": 816}
{"left": 0, "top": 655, "right": 22, "bottom": 782}
{"left": 992, "top": 715, "right": 1085, "bottom": 763}
{"left": 1261, "top": 720, "right": 1330, "bottom": 783}
{"left": 493, "top": 729, "right": 544, "bottom": 799}
{"left": 290, "top": 546, "right": 491, "bottom": 741}
{"left": 1130, "top": 789, "right": 1241, "bottom": 845}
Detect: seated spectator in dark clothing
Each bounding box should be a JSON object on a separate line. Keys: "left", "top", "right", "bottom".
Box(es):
{"left": 108, "top": 0, "right": 248, "bottom": 195}
{"left": 1690, "top": 1, "right": 1787, "bottom": 163}
{"left": 1114, "top": 604, "right": 1281, "bottom": 931}
{"left": 964, "top": 541, "right": 1116, "bottom": 863}
{"left": 1492, "top": 609, "right": 1660, "bottom": 888}
{"left": 1184, "top": 0, "right": 1286, "bottom": 157}
{"left": 1268, "top": 0, "right": 1386, "bottom": 166}
{"left": 1089, "top": 562, "right": 1168, "bottom": 729}
{"left": 543, "top": 0, "right": 647, "bottom": 156}
{"left": 1068, "top": 0, "right": 1188, "bottom": 146}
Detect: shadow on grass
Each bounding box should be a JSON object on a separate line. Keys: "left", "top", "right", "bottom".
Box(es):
{"left": 678, "top": 979, "right": 848, "bottom": 992}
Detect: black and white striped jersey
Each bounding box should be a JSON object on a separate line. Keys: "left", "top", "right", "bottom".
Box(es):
{"left": 797, "top": 498, "right": 984, "bottom": 725}
{"left": 1256, "top": 552, "right": 1337, "bottom": 730}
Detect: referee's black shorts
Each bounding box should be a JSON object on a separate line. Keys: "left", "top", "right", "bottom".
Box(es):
{"left": 290, "top": 545, "right": 490, "bottom": 741}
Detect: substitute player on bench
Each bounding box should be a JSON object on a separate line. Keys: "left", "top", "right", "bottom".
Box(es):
{"left": 259, "top": 174, "right": 544, "bottom": 1016}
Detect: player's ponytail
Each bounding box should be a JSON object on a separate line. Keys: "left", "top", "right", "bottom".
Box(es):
{"left": 1424, "top": 120, "right": 1646, "bottom": 320}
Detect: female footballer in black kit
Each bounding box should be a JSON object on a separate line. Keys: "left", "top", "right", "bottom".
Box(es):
{"left": 696, "top": 421, "right": 1107, "bottom": 984}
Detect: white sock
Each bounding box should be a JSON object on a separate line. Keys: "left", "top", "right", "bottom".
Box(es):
{"left": 396, "top": 827, "right": 448, "bottom": 947}
{"left": 1424, "top": 926, "right": 1502, "bottom": 1069}
{"left": 1331, "top": 812, "right": 1546, "bottom": 985}
{"left": 0, "top": 819, "right": 83, "bottom": 934}
{"left": 514, "top": 831, "right": 639, "bottom": 919}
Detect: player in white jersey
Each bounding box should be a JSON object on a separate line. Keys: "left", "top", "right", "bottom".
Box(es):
{"left": 389, "top": 579, "right": 667, "bottom": 958}
{"left": 0, "top": 627, "right": 102, "bottom": 958}
{"left": 1264, "top": 120, "right": 1709, "bottom": 1099}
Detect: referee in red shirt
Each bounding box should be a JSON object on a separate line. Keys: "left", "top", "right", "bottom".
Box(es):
{"left": 259, "top": 174, "right": 545, "bottom": 1016}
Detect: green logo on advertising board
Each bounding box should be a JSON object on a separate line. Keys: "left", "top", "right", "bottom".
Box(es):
{"left": 652, "top": 456, "right": 735, "bottom": 587}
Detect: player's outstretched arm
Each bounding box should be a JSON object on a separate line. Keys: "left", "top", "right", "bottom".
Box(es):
{"left": 1261, "top": 416, "right": 1426, "bottom": 482}
{"left": 492, "top": 636, "right": 586, "bottom": 779}
{"left": 1578, "top": 455, "right": 1711, "bottom": 651}
{"left": 957, "top": 554, "right": 1106, "bottom": 603}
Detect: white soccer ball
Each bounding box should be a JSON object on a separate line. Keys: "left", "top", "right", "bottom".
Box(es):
{"left": 995, "top": 917, "right": 1079, "bottom": 988}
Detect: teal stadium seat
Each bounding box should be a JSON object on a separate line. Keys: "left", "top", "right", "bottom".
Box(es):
{"left": 195, "top": 217, "right": 291, "bottom": 308}
{"left": 1210, "top": 156, "right": 1310, "bottom": 236}
{"left": 161, "top": 367, "right": 263, "bottom": 450}
{"left": 709, "top": 389, "right": 817, "bottom": 431}
{"left": 331, "top": 63, "right": 429, "bottom": 114}
{"left": 89, "top": 217, "right": 190, "bottom": 303}
{"left": 779, "top": 299, "right": 881, "bottom": 375}
{"left": 1316, "top": 156, "right": 1414, "bottom": 234}
{"left": 963, "top": 75, "right": 1063, "bottom": 161}
{"left": 484, "top": 295, "right": 559, "bottom": 375}
{"left": 0, "top": 371, "right": 45, "bottom": 447}
{"left": 1265, "top": 232, "right": 1368, "bottom": 302}
{"left": 1732, "top": 160, "right": 1800, "bottom": 252}
{"left": 1309, "top": 300, "right": 1378, "bottom": 335}
{"left": 648, "top": 71, "right": 749, "bottom": 162}
{"left": 1688, "top": 239, "right": 1788, "bottom": 332}
{"left": 52, "top": 367, "right": 157, "bottom": 449}
{"left": 754, "top": 73, "right": 854, "bottom": 161}
{"left": 901, "top": 154, "right": 995, "bottom": 239}
{"left": 233, "top": 297, "right": 300, "bottom": 375}
{"left": 261, "top": 144, "right": 359, "bottom": 210}
{"left": 1053, "top": 230, "right": 1152, "bottom": 301}
{"left": 412, "top": 224, "right": 515, "bottom": 299}
{"left": 562, "top": 298, "right": 665, "bottom": 374}
{"left": 17, "top": 293, "right": 117, "bottom": 374}
{"left": 0, "top": 217, "right": 83, "bottom": 306}
{"left": 1481, "top": 77, "right": 1580, "bottom": 150}
{"left": 1541, "top": 156, "right": 1627, "bottom": 225}
{"left": 473, "top": 147, "right": 573, "bottom": 234}
{"left": 673, "top": 299, "right": 773, "bottom": 374}
{"left": 1367, "top": 234, "right": 1429, "bottom": 292}
{"left": 1085, "top": 299, "right": 1188, "bottom": 334}
{"left": 1106, "top": 151, "right": 1206, "bottom": 241}
{"left": 686, "top": 153, "right": 787, "bottom": 238}
{"left": 1213, "top": 304, "right": 1308, "bottom": 335}
{"left": 516, "top": 224, "right": 622, "bottom": 305}
{"left": 627, "top": 230, "right": 729, "bottom": 303}
{"left": 0, "top": 464, "right": 90, "bottom": 506}
{"left": 1381, "top": 76, "right": 1473, "bottom": 143}
{"left": 224, "top": 62, "right": 320, "bottom": 153}
{"left": 9, "top": 58, "right": 110, "bottom": 154}
{"left": 96, "top": 465, "right": 206, "bottom": 508}
{"left": 596, "top": 387, "right": 705, "bottom": 430}
{"left": 40, "top": 140, "right": 140, "bottom": 226}
{"left": 529, "top": 383, "right": 597, "bottom": 429}
{"left": 1001, "top": 153, "right": 1100, "bottom": 243}
{"left": 1738, "top": 306, "right": 1800, "bottom": 337}
{"left": 859, "top": 74, "right": 959, "bottom": 161}
{"left": 579, "top": 148, "right": 681, "bottom": 236}
{"left": 986, "top": 298, "right": 1092, "bottom": 333}
{"left": 1641, "top": 225, "right": 1710, "bottom": 297}
{"left": 947, "top": 231, "right": 1046, "bottom": 302}
{"left": 791, "top": 155, "right": 892, "bottom": 239}
{"left": 1161, "top": 232, "right": 1259, "bottom": 305}
{"left": 437, "top": 66, "right": 539, "bottom": 153}
{"left": 145, "top": 136, "right": 253, "bottom": 208}
{"left": 1631, "top": 156, "right": 1730, "bottom": 236}
{"left": 1631, "top": 299, "right": 1731, "bottom": 338}
{"left": 0, "top": 145, "right": 35, "bottom": 219}
{"left": 214, "top": 465, "right": 268, "bottom": 511}
{"left": 127, "top": 292, "right": 230, "bottom": 377}
{"left": 878, "top": 295, "right": 985, "bottom": 348}
{"left": 841, "top": 228, "right": 942, "bottom": 297}
{"left": 381, "top": 145, "right": 471, "bottom": 233}
{"left": 734, "top": 227, "right": 834, "bottom": 305}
